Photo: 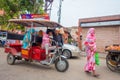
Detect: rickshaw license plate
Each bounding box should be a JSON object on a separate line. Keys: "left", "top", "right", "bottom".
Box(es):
{"left": 21, "top": 49, "right": 29, "bottom": 56}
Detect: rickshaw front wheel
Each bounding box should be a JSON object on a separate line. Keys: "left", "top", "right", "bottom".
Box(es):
{"left": 55, "top": 57, "right": 69, "bottom": 72}
{"left": 7, "top": 53, "right": 15, "bottom": 65}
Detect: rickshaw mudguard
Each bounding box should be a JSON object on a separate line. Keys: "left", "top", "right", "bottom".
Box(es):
{"left": 5, "top": 47, "right": 11, "bottom": 53}
{"left": 5, "top": 43, "right": 22, "bottom": 55}
{"left": 5, "top": 47, "right": 18, "bottom": 56}
{"left": 55, "top": 55, "right": 67, "bottom": 61}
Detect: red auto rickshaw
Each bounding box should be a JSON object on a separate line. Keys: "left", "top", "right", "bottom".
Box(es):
{"left": 5, "top": 19, "right": 69, "bottom": 72}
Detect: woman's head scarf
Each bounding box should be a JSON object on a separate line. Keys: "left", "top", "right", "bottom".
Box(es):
{"left": 84, "top": 28, "right": 96, "bottom": 49}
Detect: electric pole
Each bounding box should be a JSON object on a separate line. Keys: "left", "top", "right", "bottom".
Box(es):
{"left": 44, "top": 0, "right": 54, "bottom": 18}
{"left": 58, "top": 0, "right": 63, "bottom": 24}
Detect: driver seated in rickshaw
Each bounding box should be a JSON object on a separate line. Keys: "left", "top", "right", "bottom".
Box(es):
{"left": 36, "top": 30, "right": 43, "bottom": 47}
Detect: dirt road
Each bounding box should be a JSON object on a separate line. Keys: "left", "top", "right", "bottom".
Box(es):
{"left": 0, "top": 48, "right": 120, "bottom": 80}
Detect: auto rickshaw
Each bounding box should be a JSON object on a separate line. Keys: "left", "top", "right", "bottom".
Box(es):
{"left": 5, "top": 19, "right": 69, "bottom": 72}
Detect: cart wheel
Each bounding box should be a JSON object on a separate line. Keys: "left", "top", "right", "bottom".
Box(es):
{"left": 7, "top": 53, "right": 15, "bottom": 65}
{"left": 55, "top": 57, "right": 69, "bottom": 72}
{"left": 106, "top": 54, "right": 117, "bottom": 72}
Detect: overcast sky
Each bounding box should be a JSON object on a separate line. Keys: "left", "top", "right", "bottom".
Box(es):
{"left": 50, "top": 0, "right": 120, "bottom": 27}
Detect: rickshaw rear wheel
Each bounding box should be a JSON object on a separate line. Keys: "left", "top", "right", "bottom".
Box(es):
{"left": 55, "top": 57, "right": 69, "bottom": 72}
{"left": 106, "top": 54, "right": 117, "bottom": 72}
{"left": 7, "top": 53, "right": 15, "bottom": 65}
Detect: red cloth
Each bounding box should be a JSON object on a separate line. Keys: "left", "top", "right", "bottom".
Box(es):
{"left": 32, "top": 46, "right": 46, "bottom": 60}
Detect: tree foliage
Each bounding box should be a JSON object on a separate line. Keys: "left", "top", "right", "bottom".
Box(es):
{"left": 0, "top": 0, "right": 44, "bottom": 30}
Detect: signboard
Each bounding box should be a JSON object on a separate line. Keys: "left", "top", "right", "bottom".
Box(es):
{"left": 21, "top": 14, "right": 50, "bottom": 20}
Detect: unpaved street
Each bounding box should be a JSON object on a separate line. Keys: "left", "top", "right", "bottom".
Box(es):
{"left": 0, "top": 48, "right": 120, "bottom": 80}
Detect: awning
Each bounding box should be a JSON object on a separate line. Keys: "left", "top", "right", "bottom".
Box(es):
{"left": 9, "top": 19, "right": 63, "bottom": 28}
{"left": 80, "top": 20, "right": 120, "bottom": 27}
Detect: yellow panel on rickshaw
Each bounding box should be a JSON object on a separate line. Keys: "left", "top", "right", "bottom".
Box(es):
{"left": 21, "top": 49, "right": 29, "bottom": 56}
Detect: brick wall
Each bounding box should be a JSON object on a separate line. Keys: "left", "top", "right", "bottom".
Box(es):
{"left": 82, "top": 26, "right": 120, "bottom": 52}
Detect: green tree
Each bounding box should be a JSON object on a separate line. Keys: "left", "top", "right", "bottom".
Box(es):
{"left": 0, "top": 0, "right": 44, "bottom": 30}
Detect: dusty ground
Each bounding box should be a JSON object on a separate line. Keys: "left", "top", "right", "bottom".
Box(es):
{"left": 0, "top": 48, "right": 120, "bottom": 80}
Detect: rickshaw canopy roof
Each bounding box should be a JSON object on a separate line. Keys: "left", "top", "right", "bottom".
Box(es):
{"left": 9, "top": 19, "right": 63, "bottom": 28}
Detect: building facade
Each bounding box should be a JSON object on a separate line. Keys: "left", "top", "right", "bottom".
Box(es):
{"left": 78, "top": 15, "right": 120, "bottom": 52}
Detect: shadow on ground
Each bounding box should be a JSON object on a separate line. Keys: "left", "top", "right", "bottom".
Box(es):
{"left": 70, "top": 56, "right": 80, "bottom": 59}
{"left": 13, "top": 60, "right": 54, "bottom": 71}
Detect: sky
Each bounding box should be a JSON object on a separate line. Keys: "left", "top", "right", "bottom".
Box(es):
{"left": 50, "top": 0, "right": 120, "bottom": 27}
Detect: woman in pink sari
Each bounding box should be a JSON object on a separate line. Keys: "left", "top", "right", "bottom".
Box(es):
{"left": 84, "top": 28, "right": 99, "bottom": 77}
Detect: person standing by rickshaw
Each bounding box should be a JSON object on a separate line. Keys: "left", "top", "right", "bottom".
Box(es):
{"left": 53, "top": 28, "right": 63, "bottom": 47}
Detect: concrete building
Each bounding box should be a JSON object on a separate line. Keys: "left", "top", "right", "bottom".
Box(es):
{"left": 78, "top": 15, "right": 120, "bottom": 52}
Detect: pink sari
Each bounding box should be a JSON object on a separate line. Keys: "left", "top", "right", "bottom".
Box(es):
{"left": 84, "top": 28, "right": 96, "bottom": 72}
{"left": 41, "top": 32, "right": 50, "bottom": 48}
